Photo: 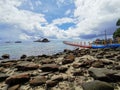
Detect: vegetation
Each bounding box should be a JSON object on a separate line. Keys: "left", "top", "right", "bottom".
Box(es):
{"left": 113, "top": 28, "right": 120, "bottom": 39}
{"left": 113, "top": 19, "right": 120, "bottom": 39}
{"left": 116, "top": 19, "right": 120, "bottom": 26}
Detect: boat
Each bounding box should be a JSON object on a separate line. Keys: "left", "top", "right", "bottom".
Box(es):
{"left": 63, "top": 41, "right": 120, "bottom": 49}
{"left": 63, "top": 30, "right": 120, "bottom": 49}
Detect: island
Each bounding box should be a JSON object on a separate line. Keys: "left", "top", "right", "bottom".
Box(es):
{"left": 34, "top": 38, "right": 50, "bottom": 42}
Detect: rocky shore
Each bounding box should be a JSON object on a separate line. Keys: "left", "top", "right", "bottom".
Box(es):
{"left": 0, "top": 48, "right": 120, "bottom": 90}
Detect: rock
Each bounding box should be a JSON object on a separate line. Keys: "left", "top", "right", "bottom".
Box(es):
{"left": 46, "top": 80, "right": 58, "bottom": 87}
{"left": 59, "top": 66, "right": 68, "bottom": 73}
{"left": 16, "top": 62, "right": 39, "bottom": 71}
{"left": 15, "top": 41, "right": 22, "bottom": 43}
{"left": 88, "top": 67, "right": 120, "bottom": 82}
{"left": 0, "top": 62, "right": 16, "bottom": 68}
{"left": 51, "top": 75, "right": 63, "bottom": 82}
{"left": 42, "top": 38, "right": 50, "bottom": 42}
{"left": 5, "top": 73, "right": 30, "bottom": 85}
{"left": 0, "top": 73, "right": 9, "bottom": 82}
{"left": 29, "top": 76, "right": 47, "bottom": 86}
{"left": 79, "top": 60, "right": 94, "bottom": 68}
{"left": 34, "top": 38, "right": 49, "bottom": 42}
{"left": 82, "top": 80, "right": 114, "bottom": 90}
{"left": 40, "top": 64, "right": 59, "bottom": 72}
{"left": 1, "top": 54, "right": 10, "bottom": 59}
{"left": 7, "top": 84, "right": 20, "bottom": 90}
{"left": 91, "top": 61, "right": 104, "bottom": 68}
{"left": 41, "top": 59, "right": 54, "bottom": 64}
{"left": 72, "top": 63, "right": 80, "bottom": 68}
{"left": 20, "top": 54, "right": 27, "bottom": 59}
{"left": 96, "top": 55, "right": 104, "bottom": 59}
{"left": 62, "top": 54, "right": 75, "bottom": 64}
{"left": 73, "top": 70, "right": 83, "bottom": 76}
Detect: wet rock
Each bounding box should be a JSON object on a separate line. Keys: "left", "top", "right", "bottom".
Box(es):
{"left": 79, "top": 60, "right": 94, "bottom": 68}
{"left": 16, "top": 62, "right": 39, "bottom": 71}
{"left": 0, "top": 62, "right": 16, "bottom": 68}
{"left": 88, "top": 67, "right": 120, "bottom": 82}
{"left": 91, "top": 61, "right": 104, "bottom": 68}
{"left": 72, "top": 63, "right": 80, "bottom": 68}
{"left": 96, "top": 55, "right": 104, "bottom": 59}
{"left": 82, "top": 80, "right": 114, "bottom": 90}
{"left": 7, "top": 84, "right": 20, "bottom": 90}
{"left": 104, "top": 54, "right": 114, "bottom": 59}
{"left": 40, "top": 64, "right": 59, "bottom": 72}
{"left": 62, "top": 54, "right": 75, "bottom": 64}
{"left": 0, "top": 73, "right": 9, "bottom": 82}
{"left": 59, "top": 66, "right": 68, "bottom": 73}
{"left": 46, "top": 80, "right": 58, "bottom": 87}
{"left": 51, "top": 75, "right": 63, "bottom": 82}
{"left": 1, "top": 54, "right": 10, "bottom": 59}
{"left": 29, "top": 76, "right": 47, "bottom": 86}
{"left": 20, "top": 54, "right": 27, "bottom": 59}
{"left": 5, "top": 73, "right": 30, "bottom": 85}
{"left": 41, "top": 59, "right": 54, "bottom": 64}
{"left": 73, "top": 70, "right": 83, "bottom": 76}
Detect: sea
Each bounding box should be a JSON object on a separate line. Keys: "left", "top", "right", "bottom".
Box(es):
{"left": 0, "top": 39, "right": 76, "bottom": 59}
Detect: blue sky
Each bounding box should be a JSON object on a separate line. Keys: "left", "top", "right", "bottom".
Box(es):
{"left": 0, "top": 0, "right": 120, "bottom": 41}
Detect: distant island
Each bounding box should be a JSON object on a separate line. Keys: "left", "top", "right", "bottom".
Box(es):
{"left": 34, "top": 38, "right": 50, "bottom": 42}
{"left": 15, "top": 41, "right": 22, "bottom": 43}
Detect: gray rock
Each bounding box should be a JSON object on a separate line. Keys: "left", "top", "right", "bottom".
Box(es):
{"left": 40, "top": 64, "right": 59, "bottom": 72}
{"left": 82, "top": 80, "right": 114, "bottom": 90}
{"left": 88, "top": 67, "right": 120, "bottom": 82}
{"left": 0, "top": 73, "right": 9, "bottom": 82}
{"left": 1, "top": 54, "right": 10, "bottom": 59}
{"left": 29, "top": 76, "right": 47, "bottom": 86}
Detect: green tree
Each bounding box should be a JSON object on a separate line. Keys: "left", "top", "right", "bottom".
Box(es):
{"left": 116, "top": 19, "right": 120, "bottom": 26}
{"left": 113, "top": 28, "right": 120, "bottom": 39}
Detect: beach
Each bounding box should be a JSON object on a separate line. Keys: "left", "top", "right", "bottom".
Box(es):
{"left": 0, "top": 48, "right": 120, "bottom": 90}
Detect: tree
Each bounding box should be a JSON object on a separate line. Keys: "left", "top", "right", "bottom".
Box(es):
{"left": 116, "top": 19, "right": 120, "bottom": 26}
{"left": 113, "top": 28, "right": 120, "bottom": 39}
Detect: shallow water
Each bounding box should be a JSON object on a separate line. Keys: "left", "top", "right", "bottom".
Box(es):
{"left": 0, "top": 40, "right": 75, "bottom": 59}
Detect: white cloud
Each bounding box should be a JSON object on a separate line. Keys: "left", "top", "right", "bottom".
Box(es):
{"left": 67, "top": 0, "right": 120, "bottom": 39}
{"left": 52, "top": 17, "right": 75, "bottom": 25}
{"left": 0, "top": 0, "right": 120, "bottom": 40}
{"left": 65, "top": 10, "right": 71, "bottom": 15}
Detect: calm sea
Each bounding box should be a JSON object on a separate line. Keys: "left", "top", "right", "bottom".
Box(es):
{"left": 0, "top": 40, "right": 75, "bottom": 59}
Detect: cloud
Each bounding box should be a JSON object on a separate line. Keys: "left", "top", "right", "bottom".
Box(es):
{"left": 70, "top": 0, "right": 120, "bottom": 39}
{"left": 0, "top": 0, "right": 120, "bottom": 41}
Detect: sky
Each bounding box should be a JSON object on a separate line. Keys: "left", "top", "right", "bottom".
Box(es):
{"left": 0, "top": 0, "right": 120, "bottom": 41}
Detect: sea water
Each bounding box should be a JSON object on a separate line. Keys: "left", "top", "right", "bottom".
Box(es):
{"left": 0, "top": 40, "right": 75, "bottom": 59}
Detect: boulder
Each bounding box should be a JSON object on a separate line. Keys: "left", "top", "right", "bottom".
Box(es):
{"left": 5, "top": 73, "right": 30, "bottom": 85}
{"left": 82, "top": 80, "right": 114, "bottom": 90}
{"left": 91, "top": 61, "right": 104, "bottom": 68}
{"left": 40, "top": 64, "right": 59, "bottom": 72}
{"left": 51, "top": 75, "right": 63, "bottom": 82}
{"left": 0, "top": 73, "right": 9, "bottom": 82}
{"left": 59, "top": 66, "right": 68, "bottom": 73}
{"left": 73, "top": 70, "right": 83, "bottom": 76}
{"left": 41, "top": 59, "right": 54, "bottom": 64}
{"left": 29, "top": 76, "right": 47, "bottom": 86}
{"left": 46, "top": 80, "right": 58, "bottom": 87}
{"left": 88, "top": 67, "right": 120, "bottom": 82}
{"left": 20, "top": 54, "right": 27, "bottom": 59}
{"left": 1, "top": 54, "right": 10, "bottom": 59}
{"left": 16, "top": 62, "right": 39, "bottom": 71}
{"left": 7, "top": 84, "right": 20, "bottom": 90}
{"left": 62, "top": 54, "right": 75, "bottom": 65}
{"left": 0, "top": 62, "right": 16, "bottom": 68}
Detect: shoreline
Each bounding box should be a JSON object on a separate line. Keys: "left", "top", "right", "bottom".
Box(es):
{"left": 0, "top": 48, "right": 120, "bottom": 90}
